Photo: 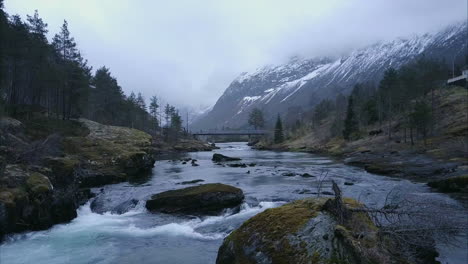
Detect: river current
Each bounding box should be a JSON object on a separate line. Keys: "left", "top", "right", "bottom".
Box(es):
{"left": 1, "top": 142, "right": 466, "bottom": 264}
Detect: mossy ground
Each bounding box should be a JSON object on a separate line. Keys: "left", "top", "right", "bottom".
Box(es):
{"left": 428, "top": 175, "right": 468, "bottom": 193}
{"left": 62, "top": 119, "right": 153, "bottom": 177}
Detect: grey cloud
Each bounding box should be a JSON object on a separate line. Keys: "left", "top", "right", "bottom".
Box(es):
{"left": 5, "top": 0, "right": 466, "bottom": 109}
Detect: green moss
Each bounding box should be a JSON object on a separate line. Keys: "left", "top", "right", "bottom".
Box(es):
{"left": 47, "top": 156, "right": 80, "bottom": 177}
{"left": 428, "top": 175, "right": 468, "bottom": 193}
{"left": 311, "top": 251, "right": 322, "bottom": 263}
{"left": 26, "top": 172, "right": 52, "bottom": 194}
{"left": 224, "top": 198, "right": 326, "bottom": 264}
{"left": 153, "top": 183, "right": 241, "bottom": 199}
{"left": 364, "top": 163, "right": 402, "bottom": 175}
{"left": 0, "top": 190, "right": 15, "bottom": 204}
{"left": 326, "top": 138, "right": 346, "bottom": 156}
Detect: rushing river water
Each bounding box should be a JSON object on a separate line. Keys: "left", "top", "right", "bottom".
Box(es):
{"left": 1, "top": 142, "right": 467, "bottom": 264}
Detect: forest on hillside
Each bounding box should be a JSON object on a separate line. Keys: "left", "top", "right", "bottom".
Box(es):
{"left": 0, "top": 1, "right": 184, "bottom": 141}
{"left": 248, "top": 56, "right": 465, "bottom": 146}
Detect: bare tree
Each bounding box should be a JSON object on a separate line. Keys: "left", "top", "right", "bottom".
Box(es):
{"left": 348, "top": 188, "right": 467, "bottom": 262}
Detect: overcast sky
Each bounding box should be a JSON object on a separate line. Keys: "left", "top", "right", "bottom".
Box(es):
{"left": 5, "top": 0, "right": 467, "bottom": 109}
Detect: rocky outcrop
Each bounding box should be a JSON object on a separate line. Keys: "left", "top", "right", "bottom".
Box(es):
{"left": 0, "top": 165, "right": 90, "bottom": 240}
{"left": 146, "top": 183, "right": 244, "bottom": 215}
{"left": 65, "top": 119, "right": 155, "bottom": 187}
{"left": 0, "top": 117, "right": 155, "bottom": 240}
{"left": 212, "top": 153, "right": 241, "bottom": 162}
{"left": 216, "top": 198, "right": 400, "bottom": 264}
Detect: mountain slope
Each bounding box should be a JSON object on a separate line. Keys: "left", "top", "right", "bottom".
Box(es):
{"left": 193, "top": 22, "right": 467, "bottom": 130}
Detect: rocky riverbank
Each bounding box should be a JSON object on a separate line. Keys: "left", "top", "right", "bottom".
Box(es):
{"left": 254, "top": 87, "right": 468, "bottom": 196}
{"left": 153, "top": 136, "right": 217, "bottom": 153}
{"left": 0, "top": 117, "right": 156, "bottom": 240}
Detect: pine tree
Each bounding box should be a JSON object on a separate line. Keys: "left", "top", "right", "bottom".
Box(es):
{"left": 52, "top": 20, "right": 79, "bottom": 61}
{"left": 274, "top": 114, "right": 284, "bottom": 144}
{"left": 52, "top": 20, "right": 82, "bottom": 119}
{"left": 248, "top": 108, "right": 265, "bottom": 129}
{"left": 136, "top": 92, "right": 146, "bottom": 111}
{"left": 164, "top": 104, "right": 171, "bottom": 127}
{"left": 410, "top": 101, "right": 431, "bottom": 145}
{"left": 27, "top": 10, "right": 48, "bottom": 41}
{"left": 149, "top": 95, "right": 159, "bottom": 118}
{"left": 343, "top": 96, "right": 359, "bottom": 140}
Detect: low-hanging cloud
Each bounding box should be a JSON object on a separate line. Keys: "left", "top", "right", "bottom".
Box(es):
{"left": 5, "top": 0, "right": 467, "bottom": 109}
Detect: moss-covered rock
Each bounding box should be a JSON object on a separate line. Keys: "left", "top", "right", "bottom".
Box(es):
{"left": 428, "top": 175, "right": 468, "bottom": 193}
{"left": 216, "top": 198, "right": 391, "bottom": 264}
{"left": 146, "top": 183, "right": 244, "bottom": 215}
{"left": 0, "top": 117, "right": 156, "bottom": 240}
{"left": 63, "top": 119, "right": 155, "bottom": 187}
{"left": 26, "top": 172, "right": 53, "bottom": 194}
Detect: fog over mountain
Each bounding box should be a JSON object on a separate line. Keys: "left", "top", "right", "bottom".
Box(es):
{"left": 5, "top": 0, "right": 467, "bottom": 109}
{"left": 192, "top": 22, "right": 467, "bottom": 129}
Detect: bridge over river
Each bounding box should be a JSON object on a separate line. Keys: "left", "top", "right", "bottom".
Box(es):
{"left": 192, "top": 130, "right": 268, "bottom": 136}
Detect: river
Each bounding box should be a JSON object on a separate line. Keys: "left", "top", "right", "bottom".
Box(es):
{"left": 1, "top": 142, "right": 466, "bottom": 264}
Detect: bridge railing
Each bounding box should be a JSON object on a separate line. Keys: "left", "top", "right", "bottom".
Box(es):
{"left": 192, "top": 130, "right": 269, "bottom": 136}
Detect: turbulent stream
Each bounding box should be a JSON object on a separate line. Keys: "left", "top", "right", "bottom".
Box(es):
{"left": 1, "top": 142, "right": 466, "bottom": 264}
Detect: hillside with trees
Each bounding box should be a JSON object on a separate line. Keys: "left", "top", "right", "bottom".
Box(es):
{"left": 255, "top": 58, "right": 467, "bottom": 193}
{"left": 0, "top": 2, "right": 188, "bottom": 143}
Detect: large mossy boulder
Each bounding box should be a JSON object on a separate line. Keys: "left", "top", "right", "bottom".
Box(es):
{"left": 216, "top": 198, "right": 390, "bottom": 264}
{"left": 146, "top": 183, "right": 244, "bottom": 215}
{"left": 212, "top": 153, "right": 241, "bottom": 162}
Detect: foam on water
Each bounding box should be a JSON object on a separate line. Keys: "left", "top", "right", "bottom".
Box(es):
{"left": 0, "top": 199, "right": 286, "bottom": 264}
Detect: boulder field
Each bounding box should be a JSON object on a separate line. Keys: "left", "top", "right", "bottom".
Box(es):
{"left": 146, "top": 183, "right": 244, "bottom": 215}
{"left": 0, "top": 117, "right": 155, "bottom": 240}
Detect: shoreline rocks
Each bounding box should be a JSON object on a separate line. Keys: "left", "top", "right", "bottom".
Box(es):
{"left": 146, "top": 183, "right": 244, "bottom": 215}
{"left": 0, "top": 117, "right": 155, "bottom": 240}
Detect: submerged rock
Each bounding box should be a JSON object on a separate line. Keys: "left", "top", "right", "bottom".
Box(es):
{"left": 216, "top": 198, "right": 393, "bottom": 264}
{"left": 146, "top": 183, "right": 244, "bottom": 215}
{"left": 112, "top": 199, "right": 138, "bottom": 214}
{"left": 212, "top": 153, "right": 241, "bottom": 162}
{"left": 177, "top": 179, "right": 205, "bottom": 185}
{"left": 227, "top": 163, "right": 247, "bottom": 168}
{"left": 91, "top": 196, "right": 138, "bottom": 214}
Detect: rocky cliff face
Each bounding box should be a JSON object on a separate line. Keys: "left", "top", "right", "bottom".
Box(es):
{"left": 194, "top": 22, "right": 467, "bottom": 129}
{"left": 0, "top": 117, "right": 155, "bottom": 240}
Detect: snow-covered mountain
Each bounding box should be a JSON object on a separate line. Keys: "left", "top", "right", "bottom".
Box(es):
{"left": 193, "top": 22, "right": 467, "bottom": 130}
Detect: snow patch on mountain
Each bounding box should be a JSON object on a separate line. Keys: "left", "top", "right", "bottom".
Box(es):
{"left": 192, "top": 21, "right": 467, "bottom": 130}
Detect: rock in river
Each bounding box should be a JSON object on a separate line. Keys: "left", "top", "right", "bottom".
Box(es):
{"left": 216, "top": 197, "right": 399, "bottom": 264}
{"left": 212, "top": 153, "right": 241, "bottom": 162}
{"left": 146, "top": 183, "right": 244, "bottom": 215}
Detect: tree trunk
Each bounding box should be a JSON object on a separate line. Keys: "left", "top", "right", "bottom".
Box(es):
{"left": 410, "top": 127, "right": 414, "bottom": 146}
